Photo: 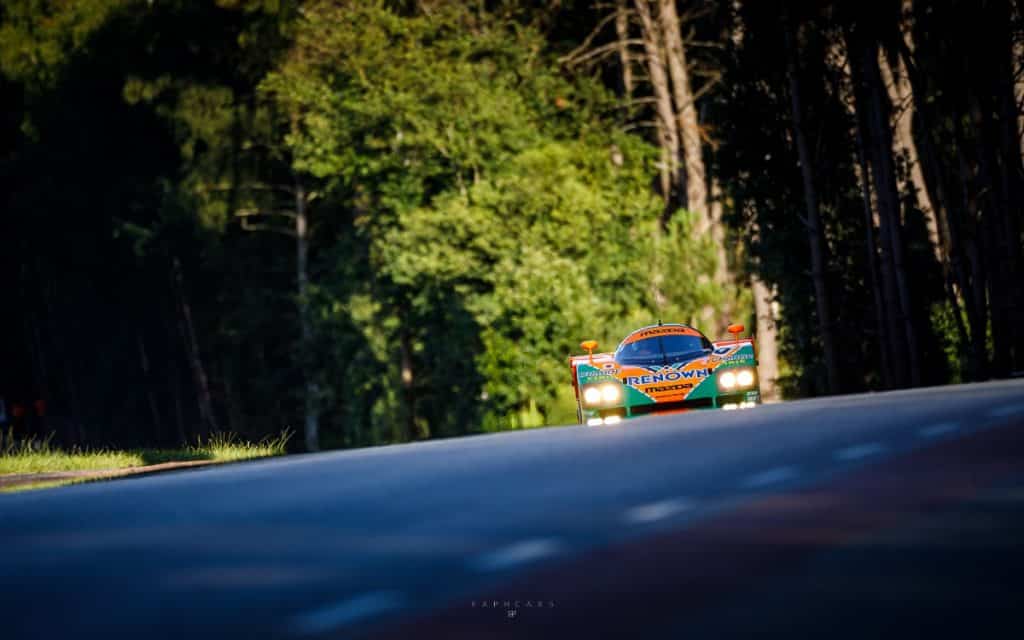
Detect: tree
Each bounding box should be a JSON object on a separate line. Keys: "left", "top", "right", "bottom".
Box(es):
{"left": 844, "top": 13, "right": 922, "bottom": 387}
{"left": 4, "top": 0, "right": 1021, "bottom": 453}
{"left": 783, "top": 10, "right": 842, "bottom": 394}
{"left": 265, "top": 1, "right": 720, "bottom": 432}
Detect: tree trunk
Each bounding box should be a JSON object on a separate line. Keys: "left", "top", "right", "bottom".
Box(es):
{"left": 829, "top": 37, "right": 897, "bottom": 389}
{"left": 992, "top": 1, "right": 1024, "bottom": 372}
{"left": 1003, "top": 97, "right": 1024, "bottom": 373}
{"left": 850, "top": 27, "right": 921, "bottom": 387}
{"left": 661, "top": 1, "right": 732, "bottom": 330}
{"left": 784, "top": 16, "right": 841, "bottom": 395}
{"left": 634, "top": 0, "right": 681, "bottom": 217}
{"left": 898, "top": 42, "right": 981, "bottom": 379}
{"left": 21, "top": 263, "right": 52, "bottom": 440}
{"left": 38, "top": 264, "right": 85, "bottom": 444}
{"left": 171, "top": 257, "right": 219, "bottom": 436}
{"left": 878, "top": 46, "right": 943, "bottom": 267}
{"left": 400, "top": 329, "right": 418, "bottom": 441}
{"left": 831, "top": 36, "right": 897, "bottom": 385}
{"left": 658, "top": 0, "right": 708, "bottom": 230}
{"left": 852, "top": 121, "right": 895, "bottom": 389}
{"left": 706, "top": 181, "right": 732, "bottom": 331}
{"left": 615, "top": 0, "right": 634, "bottom": 102}
{"left": 852, "top": 84, "right": 908, "bottom": 388}
{"left": 967, "top": 91, "right": 1014, "bottom": 377}
{"left": 891, "top": 13, "right": 974, "bottom": 374}
{"left": 895, "top": 2, "right": 956, "bottom": 261}
{"left": 163, "top": 309, "right": 189, "bottom": 446}
{"left": 954, "top": 125, "right": 990, "bottom": 380}
{"left": 296, "top": 180, "right": 320, "bottom": 452}
{"left": 170, "top": 357, "right": 187, "bottom": 446}
{"left": 751, "top": 274, "right": 780, "bottom": 400}
{"left": 1013, "top": 0, "right": 1024, "bottom": 158}
{"left": 135, "top": 330, "right": 163, "bottom": 440}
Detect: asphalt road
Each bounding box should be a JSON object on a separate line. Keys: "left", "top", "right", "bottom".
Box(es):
{"left": 2, "top": 380, "right": 1024, "bottom": 639}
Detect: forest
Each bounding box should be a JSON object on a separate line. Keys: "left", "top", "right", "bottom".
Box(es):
{"left": 1, "top": 0, "right": 1022, "bottom": 452}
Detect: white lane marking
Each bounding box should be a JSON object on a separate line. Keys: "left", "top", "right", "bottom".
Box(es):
{"left": 740, "top": 466, "right": 798, "bottom": 489}
{"left": 624, "top": 498, "right": 693, "bottom": 524}
{"left": 918, "top": 422, "right": 959, "bottom": 438}
{"left": 834, "top": 442, "right": 886, "bottom": 461}
{"left": 988, "top": 403, "right": 1024, "bottom": 418}
{"left": 291, "top": 591, "right": 404, "bottom": 635}
{"left": 473, "top": 538, "right": 561, "bottom": 572}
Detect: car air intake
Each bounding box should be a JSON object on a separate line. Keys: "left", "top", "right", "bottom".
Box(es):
{"left": 630, "top": 397, "right": 714, "bottom": 416}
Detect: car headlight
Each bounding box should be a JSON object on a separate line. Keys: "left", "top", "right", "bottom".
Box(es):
{"left": 736, "top": 369, "right": 755, "bottom": 388}
{"left": 583, "top": 383, "right": 621, "bottom": 406}
{"left": 601, "top": 384, "right": 621, "bottom": 403}
{"left": 718, "top": 368, "right": 756, "bottom": 391}
{"left": 718, "top": 370, "right": 737, "bottom": 390}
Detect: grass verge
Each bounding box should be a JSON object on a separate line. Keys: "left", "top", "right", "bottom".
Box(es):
{"left": 0, "top": 429, "right": 292, "bottom": 476}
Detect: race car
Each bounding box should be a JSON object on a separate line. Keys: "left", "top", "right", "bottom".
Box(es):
{"left": 570, "top": 322, "right": 760, "bottom": 425}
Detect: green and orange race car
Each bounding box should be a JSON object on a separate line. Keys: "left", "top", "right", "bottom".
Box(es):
{"left": 570, "top": 323, "right": 760, "bottom": 426}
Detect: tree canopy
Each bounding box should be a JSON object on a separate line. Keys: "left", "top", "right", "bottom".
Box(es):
{"left": 2, "top": 0, "right": 1021, "bottom": 450}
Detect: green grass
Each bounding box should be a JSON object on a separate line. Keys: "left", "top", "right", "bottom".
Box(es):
{"left": 0, "top": 429, "right": 292, "bottom": 476}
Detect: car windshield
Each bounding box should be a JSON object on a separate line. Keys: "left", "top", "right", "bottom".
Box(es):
{"left": 615, "top": 334, "right": 711, "bottom": 365}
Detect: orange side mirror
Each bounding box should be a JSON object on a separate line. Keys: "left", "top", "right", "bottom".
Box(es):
{"left": 580, "top": 339, "right": 598, "bottom": 364}
{"left": 727, "top": 324, "right": 745, "bottom": 336}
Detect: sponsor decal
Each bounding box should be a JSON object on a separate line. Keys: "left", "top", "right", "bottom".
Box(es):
{"left": 716, "top": 354, "right": 751, "bottom": 364}
{"left": 711, "top": 345, "right": 751, "bottom": 364}
{"left": 577, "top": 366, "right": 614, "bottom": 376}
{"left": 578, "top": 369, "right": 615, "bottom": 379}
{"left": 624, "top": 369, "right": 712, "bottom": 386}
{"left": 634, "top": 327, "right": 697, "bottom": 338}
{"left": 622, "top": 325, "right": 701, "bottom": 344}
{"left": 642, "top": 361, "right": 700, "bottom": 373}
{"left": 648, "top": 383, "right": 694, "bottom": 393}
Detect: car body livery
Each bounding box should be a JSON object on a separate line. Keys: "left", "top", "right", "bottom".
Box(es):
{"left": 570, "top": 323, "right": 760, "bottom": 425}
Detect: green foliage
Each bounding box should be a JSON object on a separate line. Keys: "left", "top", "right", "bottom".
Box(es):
{"left": 0, "top": 0, "right": 131, "bottom": 90}
{"left": 929, "top": 302, "right": 966, "bottom": 385}
{"left": 0, "top": 0, "right": 733, "bottom": 448}
{"left": 264, "top": 2, "right": 725, "bottom": 435}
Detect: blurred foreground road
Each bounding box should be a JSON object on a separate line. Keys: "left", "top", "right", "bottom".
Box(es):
{"left": 3, "top": 380, "right": 1024, "bottom": 639}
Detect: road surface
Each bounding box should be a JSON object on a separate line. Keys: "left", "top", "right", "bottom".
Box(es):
{"left": 2, "top": 380, "right": 1024, "bottom": 638}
